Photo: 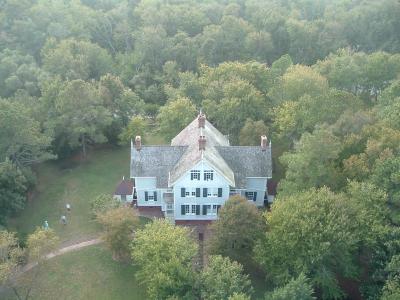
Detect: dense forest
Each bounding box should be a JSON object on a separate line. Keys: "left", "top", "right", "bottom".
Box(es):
{"left": 1, "top": 0, "right": 400, "bottom": 299}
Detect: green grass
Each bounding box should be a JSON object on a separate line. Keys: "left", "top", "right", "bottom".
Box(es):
{"left": 2, "top": 245, "right": 147, "bottom": 300}
{"left": 9, "top": 146, "right": 131, "bottom": 245}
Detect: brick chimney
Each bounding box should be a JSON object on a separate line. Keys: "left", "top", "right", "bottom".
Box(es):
{"left": 199, "top": 135, "right": 206, "bottom": 150}
{"left": 198, "top": 113, "right": 206, "bottom": 128}
{"left": 135, "top": 136, "right": 142, "bottom": 151}
{"left": 261, "top": 135, "right": 268, "bottom": 151}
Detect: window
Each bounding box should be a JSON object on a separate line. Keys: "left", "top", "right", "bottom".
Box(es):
{"left": 191, "top": 190, "right": 196, "bottom": 196}
{"left": 191, "top": 205, "right": 197, "bottom": 214}
{"left": 145, "top": 191, "right": 157, "bottom": 201}
{"left": 121, "top": 195, "right": 126, "bottom": 201}
{"left": 190, "top": 170, "right": 200, "bottom": 180}
{"left": 185, "top": 191, "right": 190, "bottom": 196}
{"left": 245, "top": 191, "right": 257, "bottom": 201}
{"left": 181, "top": 204, "right": 190, "bottom": 215}
{"left": 204, "top": 170, "right": 214, "bottom": 181}
{"left": 203, "top": 205, "right": 211, "bottom": 215}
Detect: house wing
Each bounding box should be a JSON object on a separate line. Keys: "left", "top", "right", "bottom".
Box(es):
{"left": 216, "top": 146, "right": 272, "bottom": 188}
{"left": 130, "top": 146, "right": 187, "bottom": 187}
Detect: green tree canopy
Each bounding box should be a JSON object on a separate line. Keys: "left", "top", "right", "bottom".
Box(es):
{"left": 0, "top": 99, "right": 53, "bottom": 166}
{"left": 131, "top": 219, "right": 198, "bottom": 299}
{"left": 265, "top": 274, "right": 315, "bottom": 300}
{"left": 200, "top": 255, "right": 253, "bottom": 300}
{"left": 42, "top": 38, "right": 113, "bottom": 80}
{"left": 156, "top": 97, "right": 197, "bottom": 141}
{"left": 279, "top": 126, "right": 341, "bottom": 195}
{"left": 97, "top": 207, "right": 139, "bottom": 260}
{"left": 208, "top": 195, "right": 265, "bottom": 267}
{"left": 256, "top": 186, "right": 387, "bottom": 299}
{"left": 41, "top": 79, "right": 112, "bottom": 158}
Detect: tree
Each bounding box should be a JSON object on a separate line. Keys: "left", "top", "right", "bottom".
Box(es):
{"left": 13, "top": 228, "right": 59, "bottom": 300}
{"left": 119, "top": 116, "right": 148, "bottom": 145}
{"left": 42, "top": 79, "right": 112, "bottom": 158}
{"left": 131, "top": 219, "right": 197, "bottom": 299}
{"left": 98, "top": 74, "right": 145, "bottom": 143}
{"left": 370, "top": 156, "right": 400, "bottom": 208}
{"left": 90, "top": 193, "right": 120, "bottom": 217}
{"left": 0, "top": 160, "right": 29, "bottom": 225}
{"left": 228, "top": 293, "right": 251, "bottom": 300}
{"left": 239, "top": 119, "right": 268, "bottom": 146}
{"left": 203, "top": 78, "right": 267, "bottom": 143}
{"left": 381, "top": 255, "right": 400, "bottom": 300}
{"left": 265, "top": 274, "right": 315, "bottom": 300}
{"left": 97, "top": 207, "right": 139, "bottom": 260}
{"left": 273, "top": 90, "right": 363, "bottom": 140}
{"left": 208, "top": 196, "right": 265, "bottom": 267}
{"left": 200, "top": 255, "right": 253, "bottom": 300}
{"left": 0, "top": 49, "right": 46, "bottom": 97}
{"left": 0, "top": 230, "right": 24, "bottom": 298}
{"left": 0, "top": 99, "right": 53, "bottom": 167}
{"left": 255, "top": 186, "right": 387, "bottom": 299}
{"left": 42, "top": 38, "right": 113, "bottom": 80}
{"left": 279, "top": 126, "right": 342, "bottom": 195}
{"left": 268, "top": 65, "right": 328, "bottom": 105}
{"left": 156, "top": 97, "right": 197, "bottom": 141}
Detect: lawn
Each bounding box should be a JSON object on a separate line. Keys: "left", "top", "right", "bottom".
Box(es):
{"left": 9, "top": 145, "right": 131, "bottom": 245}
{"left": 1, "top": 245, "right": 147, "bottom": 300}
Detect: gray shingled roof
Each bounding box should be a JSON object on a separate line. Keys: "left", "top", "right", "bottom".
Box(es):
{"left": 130, "top": 115, "right": 272, "bottom": 188}
{"left": 171, "top": 118, "right": 229, "bottom": 147}
{"left": 169, "top": 118, "right": 234, "bottom": 185}
{"left": 130, "top": 146, "right": 187, "bottom": 187}
{"left": 216, "top": 146, "right": 272, "bottom": 188}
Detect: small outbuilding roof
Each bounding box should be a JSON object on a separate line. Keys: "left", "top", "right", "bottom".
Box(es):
{"left": 115, "top": 179, "right": 134, "bottom": 195}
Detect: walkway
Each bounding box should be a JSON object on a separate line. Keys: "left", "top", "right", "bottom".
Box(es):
{"left": 22, "top": 238, "right": 102, "bottom": 273}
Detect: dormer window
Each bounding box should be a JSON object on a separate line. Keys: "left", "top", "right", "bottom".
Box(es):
{"left": 204, "top": 170, "right": 214, "bottom": 181}
{"left": 191, "top": 170, "right": 200, "bottom": 180}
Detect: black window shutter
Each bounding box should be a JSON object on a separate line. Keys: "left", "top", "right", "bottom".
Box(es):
{"left": 203, "top": 188, "right": 208, "bottom": 197}
{"left": 202, "top": 205, "right": 207, "bottom": 215}
{"left": 196, "top": 188, "right": 200, "bottom": 197}
{"left": 217, "top": 205, "right": 221, "bottom": 213}
{"left": 153, "top": 191, "right": 157, "bottom": 201}
{"left": 145, "top": 191, "right": 148, "bottom": 201}
{"left": 181, "top": 205, "right": 185, "bottom": 215}
{"left": 196, "top": 205, "right": 200, "bottom": 215}
{"left": 253, "top": 192, "right": 257, "bottom": 201}
{"left": 245, "top": 191, "right": 249, "bottom": 199}
{"left": 181, "top": 188, "right": 185, "bottom": 197}
{"left": 218, "top": 188, "right": 222, "bottom": 197}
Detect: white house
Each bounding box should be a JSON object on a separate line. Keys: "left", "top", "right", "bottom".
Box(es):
{"left": 129, "top": 113, "right": 273, "bottom": 224}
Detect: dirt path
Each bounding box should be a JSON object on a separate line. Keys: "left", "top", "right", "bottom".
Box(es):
{"left": 22, "top": 238, "right": 103, "bottom": 273}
